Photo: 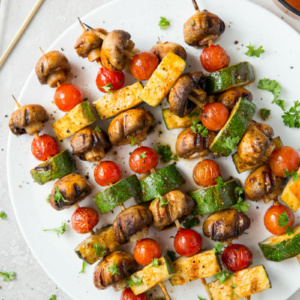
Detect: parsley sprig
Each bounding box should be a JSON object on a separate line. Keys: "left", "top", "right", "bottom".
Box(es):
{"left": 223, "top": 136, "right": 240, "bottom": 152}
{"left": 0, "top": 271, "right": 15, "bottom": 282}
{"left": 278, "top": 211, "right": 290, "bottom": 228}
{"left": 93, "top": 244, "right": 107, "bottom": 257}
{"left": 108, "top": 261, "right": 120, "bottom": 275}
{"left": 99, "top": 83, "right": 114, "bottom": 92}
{"left": 258, "top": 78, "right": 282, "bottom": 103}
{"left": 94, "top": 126, "right": 102, "bottom": 132}
{"left": 0, "top": 211, "right": 7, "bottom": 220}
{"left": 157, "top": 193, "right": 169, "bottom": 207}
{"left": 43, "top": 222, "right": 66, "bottom": 237}
{"left": 128, "top": 136, "right": 137, "bottom": 146}
{"left": 79, "top": 261, "right": 87, "bottom": 274}
{"left": 284, "top": 170, "right": 299, "bottom": 181}
{"left": 214, "top": 270, "right": 234, "bottom": 284}
{"left": 140, "top": 151, "right": 148, "bottom": 159}
{"left": 157, "top": 145, "right": 178, "bottom": 162}
{"left": 150, "top": 258, "right": 160, "bottom": 267}
{"left": 232, "top": 198, "right": 250, "bottom": 213}
{"left": 216, "top": 176, "right": 225, "bottom": 188}
{"left": 213, "top": 242, "right": 225, "bottom": 255}
{"left": 198, "top": 297, "right": 206, "bottom": 300}
{"left": 53, "top": 187, "right": 68, "bottom": 204}
{"left": 159, "top": 17, "right": 170, "bottom": 29}
{"left": 245, "top": 44, "right": 265, "bottom": 57}
{"left": 182, "top": 217, "right": 198, "bottom": 229}
{"left": 282, "top": 100, "right": 300, "bottom": 128}
{"left": 49, "top": 295, "right": 56, "bottom": 300}
{"left": 260, "top": 108, "right": 271, "bottom": 120}
{"left": 127, "top": 275, "right": 143, "bottom": 286}
{"left": 191, "top": 120, "right": 208, "bottom": 136}
{"left": 285, "top": 226, "right": 295, "bottom": 236}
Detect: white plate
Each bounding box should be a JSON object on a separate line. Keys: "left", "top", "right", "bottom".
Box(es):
{"left": 7, "top": 0, "right": 300, "bottom": 299}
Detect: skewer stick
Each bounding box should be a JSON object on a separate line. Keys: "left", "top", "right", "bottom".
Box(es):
{"left": 174, "top": 219, "right": 181, "bottom": 230}
{"left": 297, "top": 255, "right": 300, "bottom": 264}
{"left": 39, "top": 47, "right": 45, "bottom": 55}
{"left": 0, "top": 0, "right": 45, "bottom": 68}
{"left": 158, "top": 282, "right": 171, "bottom": 300}
{"left": 201, "top": 278, "right": 213, "bottom": 300}
{"left": 12, "top": 95, "right": 21, "bottom": 108}
{"left": 192, "top": 0, "right": 200, "bottom": 12}
{"left": 188, "top": 95, "right": 205, "bottom": 108}
{"left": 78, "top": 17, "right": 86, "bottom": 32}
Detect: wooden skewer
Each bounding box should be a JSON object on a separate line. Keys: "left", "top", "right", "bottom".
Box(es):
{"left": 201, "top": 278, "right": 213, "bottom": 300}
{"left": 192, "top": 0, "right": 200, "bottom": 12}
{"left": 0, "top": 0, "right": 45, "bottom": 68}
{"left": 158, "top": 282, "right": 171, "bottom": 300}
{"left": 188, "top": 95, "right": 205, "bottom": 108}
{"left": 297, "top": 255, "right": 300, "bottom": 264}
{"left": 12, "top": 95, "right": 21, "bottom": 108}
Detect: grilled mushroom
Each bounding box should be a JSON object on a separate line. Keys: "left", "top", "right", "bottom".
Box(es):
{"left": 203, "top": 209, "right": 251, "bottom": 241}
{"left": 35, "top": 50, "right": 71, "bottom": 87}
{"left": 93, "top": 251, "right": 137, "bottom": 290}
{"left": 176, "top": 127, "right": 215, "bottom": 159}
{"left": 151, "top": 41, "right": 187, "bottom": 61}
{"left": 70, "top": 126, "right": 111, "bottom": 162}
{"left": 108, "top": 108, "right": 155, "bottom": 146}
{"left": 113, "top": 206, "right": 153, "bottom": 244}
{"left": 237, "top": 121, "right": 274, "bottom": 166}
{"left": 183, "top": 0, "right": 225, "bottom": 48}
{"left": 217, "top": 87, "right": 253, "bottom": 110}
{"left": 49, "top": 173, "right": 92, "bottom": 210}
{"left": 74, "top": 28, "right": 108, "bottom": 62}
{"left": 9, "top": 104, "right": 49, "bottom": 135}
{"left": 168, "top": 72, "right": 207, "bottom": 118}
{"left": 245, "top": 164, "right": 285, "bottom": 202}
{"left": 149, "top": 190, "right": 195, "bottom": 231}
{"left": 100, "top": 30, "right": 132, "bottom": 71}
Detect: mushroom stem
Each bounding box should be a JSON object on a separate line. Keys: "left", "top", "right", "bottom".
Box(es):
{"left": 188, "top": 95, "right": 205, "bottom": 108}
{"left": 158, "top": 282, "right": 171, "bottom": 300}
{"left": 39, "top": 47, "right": 45, "bottom": 55}
{"left": 12, "top": 95, "right": 21, "bottom": 108}
{"left": 78, "top": 17, "right": 86, "bottom": 32}
{"left": 192, "top": 0, "right": 200, "bottom": 12}
{"left": 175, "top": 219, "right": 182, "bottom": 230}
{"left": 201, "top": 278, "right": 213, "bottom": 300}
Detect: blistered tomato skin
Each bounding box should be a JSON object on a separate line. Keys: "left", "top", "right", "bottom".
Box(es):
{"left": 96, "top": 67, "right": 125, "bottom": 93}
{"left": 121, "top": 288, "right": 147, "bottom": 300}
{"left": 174, "top": 229, "right": 202, "bottom": 257}
{"left": 201, "top": 102, "right": 229, "bottom": 131}
{"left": 134, "top": 238, "right": 162, "bottom": 266}
{"left": 71, "top": 207, "right": 99, "bottom": 234}
{"left": 94, "top": 161, "right": 121, "bottom": 186}
{"left": 193, "top": 159, "right": 222, "bottom": 187}
{"left": 54, "top": 84, "right": 83, "bottom": 112}
{"left": 31, "top": 134, "right": 59, "bottom": 161}
{"left": 221, "top": 244, "right": 253, "bottom": 272}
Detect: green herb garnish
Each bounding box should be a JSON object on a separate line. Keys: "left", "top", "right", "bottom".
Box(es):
{"left": 213, "top": 242, "right": 225, "bottom": 255}
{"left": 182, "top": 217, "right": 198, "bottom": 229}
{"left": 93, "top": 244, "right": 107, "bottom": 257}
{"left": 79, "top": 261, "right": 87, "bottom": 274}
{"left": 127, "top": 275, "right": 143, "bottom": 286}
{"left": 216, "top": 176, "right": 225, "bottom": 188}
{"left": 159, "top": 17, "right": 170, "bottom": 29}
{"left": 157, "top": 144, "right": 178, "bottom": 162}
{"left": 188, "top": 110, "right": 200, "bottom": 121}
{"left": 258, "top": 78, "right": 282, "bottom": 103}
{"left": 128, "top": 136, "right": 137, "bottom": 146}
{"left": 223, "top": 136, "right": 240, "bottom": 152}
{"left": 54, "top": 187, "right": 68, "bottom": 204}
{"left": 43, "top": 222, "right": 66, "bottom": 237}
{"left": 214, "top": 270, "right": 234, "bottom": 284}
{"left": 261, "top": 108, "right": 271, "bottom": 120}
{"left": 0, "top": 211, "right": 7, "bottom": 220}
{"left": 99, "top": 83, "right": 113, "bottom": 92}
{"left": 94, "top": 126, "right": 102, "bottom": 132}
{"left": 49, "top": 295, "right": 56, "bottom": 300}
{"left": 167, "top": 250, "right": 176, "bottom": 262}
{"left": 278, "top": 211, "right": 290, "bottom": 228}
{"left": 282, "top": 100, "right": 300, "bottom": 128}
{"left": 232, "top": 198, "right": 250, "bottom": 213}
{"left": 150, "top": 258, "right": 160, "bottom": 267}
{"left": 284, "top": 170, "right": 299, "bottom": 181}
{"left": 108, "top": 261, "right": 120, "bottom": 275}
{"left": 191, "top": 120, "right": 208, "bottom": 137}
{"left": 285, "top": 226, "right": 295, "bottom": 236}
{"left": 245, "top": 44, "right": 265, "bottom": 57}
{"left": 140, "top": 151, "right": 148, "bottom": 159}
{"left": 0, "top": 271, "right": 15, "bottom": 282}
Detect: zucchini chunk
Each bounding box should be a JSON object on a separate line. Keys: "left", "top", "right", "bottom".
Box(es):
{"left": 30, "top": 150, "right": 76, "bottom": 185}
{"left": 139, "top": 164, "right": 186, "bottom": 202}
{"left": 162, "top": 107, "right": 202, "bottom": 130}
{"left": 189, "top": 179, "right": 242, "bottom": 215}
{"left": 208, "top": 265, "right": 271, "bottom": 300}
{"left": 75, "top": 226, "right": 120, "bottom": 264}
{"left": 94, "top": 175, "right": 142, "bottom": 214}
{"left": 139, "top": 52, "right": 186, "bottom": 107}
{"left": 205, "top": 62, "right": 255, "bottom": 94}
{"left": 170, "top": 250, "right": 221, "bottom": 286}
{"left": 259, "top": 224, "right": 300, "bottom": 262}
{"left": 129, "top": 256, "right": 174, "bottom": 295}
{"left": 53, "top": 102, "right": 97, "bottom": 140}
{"left": 209, "top": 98, "right": 256, "bottom": 157}
{"left": 93, "top": 82, "right": 143, "bottom": 120}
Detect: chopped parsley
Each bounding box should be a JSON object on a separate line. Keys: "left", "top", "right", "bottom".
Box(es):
{"left": 190, "top": 20, "right": 195, "bottom": 26}
{"left": 182, "top": 217, "right": 198, "bottom": 229}
{"left": 150, "top": 258, "right": 160, "bottom": 267}
{"left": 275, "top": 99, "right": 285, "bottom": 111}
{"left": 0, "top": 211, "right": 7, "bottom": 220}
{"left": 223, "top": 136, "right": 240, "bottom": 152}
{"left": 213, "top": 242, "right": 225, "bottom": 255}
{"left": 93, "top": 244, "right": 106, "bottom": 257}
{"left": 0, "top": 271, "right": 15, "bottom": 282}
{"left": 282, "top": 100, "right": 300, "bottom": 128}
{"left": 128, "top": 136, "right": 137, "bottom": 146}
{"left": 231, "top": 284, "right": 237, "bottom": 289}
{"left": 94, "top": 126, "right": 102, "bottom": 132}
{"left": 245, "top": 44, "right": 265, "bottom": 57}
{"left": 216, "top": 176, "right": 225, "bottom": 188}
{"left": 159, "top": 17, "right": 170, "bottom": 29}
{"left": 232, "top": 198, "right": 250, "bottom": 213}
{"left": 188, "top": 110, "right": 200, "bottom": 121}
{"left": 232, "top": 291, "right": 239, "bottom": 298}
{"left": 49, "top": 295, "right": 56, "bottom": 300}
{"left": 157, "top": 144, "right": 178, "bottom": 162}
{"left": 43, "top": 222, "right": 66, "bottom": 237}
{"left": 285, "top": 226, "right": 295, "bottom": 236}
{"left": 214, "top": 270, "right": 234, "bottom": 284}
{"left": 278, "top": 211, "right": 290, "bottom": 228}
{"left": 167, "top": 250, "right": 176, "bottom": 262}
{"left": 158, "top": 194, "right": 169, "bottom": 207}
{"left": 284, "top": 170, "right": 299, "bottom": 181}
{"left": 234, "top": 186, "right": 244, "bottom": 196}
{"left": 53, "top": 187, "right": 68, "bottom": 204}
{"left": 127, "top": 275, "right": 143, "bottom": 286}
{"left": 198, "top": 297, "right": 206, "bottom": 300}
{"left": 260, "top": 108, "right": 271, "bottom": 120}
{"left": 99, "top": 83, "right": 113, "bottom": 92}
{"left": 257, "top": 78, "right": 282, "bottom": 103}
{"left": 140, "top": 151, "right": 148, "bottom": 159}
{"left": 79, "top": 261, "right": 87, "bottom": 274}
{"left": 108, "top": 261, "right": 120, "bottom": 275}
{"left": 191, "top": 120, "right": 208, "bottom": 137}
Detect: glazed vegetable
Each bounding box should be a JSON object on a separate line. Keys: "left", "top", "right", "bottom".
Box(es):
{"left": 130, "top": 52, "right": 159, "bottom": 80}
{"left": 71, "top": 207, "right": 99, "bottom": 234}
{"left": 54, "top": 84, "right": 83, "bottom": 112}
{"left": 151, "top": 41, "right": 187, "bottom": 61}
{"left": 193, "top": 159, "right": 221, "bottom": 186}
{"left": 134, "top": 238, "right": 162, "bottom": 266}
{"left": 31, "top": 134, "right": 59, "bottom": 161}
{"left": 217, "top": 87, "right": 253, "bottom": 110}
{"left": 96, "top": 68, "right": 125, "bottom": 93}
{"left": 174, "top": 229, "right": 202, "bottom": 257}
{"left": 201, "top": 102, "right": 229, "bottom": 131}
{"left": 94, "top": 161, "right": 121, "bottom": 186}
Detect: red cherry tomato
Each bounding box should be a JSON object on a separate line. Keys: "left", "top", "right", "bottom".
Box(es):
{"left": 54, "top": 84, "right": 83, "bottom": 112}
{"left": 121, "top": 288, "right": 147, "bottom": 300}
{"left": 96, "top": 67, "right": 125, "bottom": 93}
{"left": 94, "top": 161, "right": 121, "bottom": 186}
{"left": 31, "top": 134, "right": 59, "bottom": 161}
{"left": 130, "top": 51, "right": 159, "bottom": 81}
{"left": 200, "top": 44, "right": 230, "bottom": 72}
{"left": 134, "top": 238, "right": 162, "bottom": 266}
{"left": 174, "top": 229, "right": 202, "bottom": 257}
{"left": 269, "top": 146, "right": 300, "bottom": 177}
{"left": 201, "top": 102, "right": 229, "bottom": 131}
{"left": 129, "top": 146, "right": 159, "bottom": 174}
{"left": 193, "top": 159, "right": 221, "bottom": 187}
{"left": 264, "top": 203, "right": 295, "bottom": 235}
{"left": 221, "top": 244, "right": 253, "bottom": 272}
{"left": 71, "top": 207, "right": 99, "bottom": 234}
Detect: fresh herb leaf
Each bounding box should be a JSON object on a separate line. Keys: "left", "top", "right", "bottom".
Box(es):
{"left": 282, "top": 100, "right": 300, "bottom": 128}
{"left": 94, "top": 126, "right": 101, "bottom": 132}
{"left": 127, "top": 275, "right": 143, "bottom": 286}
{"left": 47, "top": 195, "right": 51, "bottom": 203}
{"left": 49, "top": 295, "right": 56, "bottom": 300}
{"left": 93, "top": 244, "right": 106, "bottom": 257}
{"left": 232, "top": 291, "right": 239, "bottom": 298}
{"left": 198, "top": 297, "right": 206, "bottom": 300}
{"left": 232, "top": 198, "right": 250, "bottom": 213}
{"left": 182, "top": 217, "right": 198, "bottom": 229}
{"left": 159, "top": 17, "right": 170, "bottom": 29}
{"left": 214, "top": 270, "right": 234, "bottom": 284}
{"left": 128, "top": 136, "right": 137, "bottom": 146}
{"left": 223, "top": 136, "right": 240, "bottom": 152}
{"left": 257, "top": 78, "right": 282, "bottom": 103}
{"left": 79, "top": 261, "right": 87, "bottom": 274}
{"left": 150, "top": 258, "right": 160, "bottom": 267}
{"left": 275, "top": 99, "right": 285, "bottom": 111}
{"left": 157, "top": 145, "right": 178, "bottom": 162}
{"left": 284, "top": 170, "right": 300, "bottom": 181}
{"left": 99, "top": 83, "right": 113, "bottom": 92}
{"left": 188, "top": 110, "right": 200, "bottom": 121}
{"left": 278, "top": 211, "right": 290, "bottom": 228}
{"left": 0, "top": 271, "right": 15, "bottom": 282}
{"left": 43, "top": 222, "right": 66, "bottom": 237}
{"left": 0, "top": 211, "right": 7, "bottom": 220}
{"left": 190, "top": 20, "right": 195, "bottom": 26}
{"left": 285, "top": 226, "right": 295, "bottom": 236}
{"left": 140, "top": 151, "right": 148, "bottom": 159}
{"left": 234, "top": 186, "right": 244, "bottom": 196}
{"left": 108, "top": 261, "right": 120, "bottom": 275}
{"left": 245, "top": 44, "right": 265, "bottom": 57}
{"left": 231, "top": 284, "right": 237, "bottom": 289}
{"left": 213, "top": 242, "right": 225, "bottom": 255}
{"left": 167, "top": 250, "right": 176, "bottom": 262}
{"left": 158, "top": 194, "right": 169, "bottom": 207}
{"left": 216, "top": 176, "right": 225, "bottom": 188}
{"left": 54, "top": 187, "right": 68, "bottom": 204}
{"left": 191, "top": 120, "right": 208, "bottom": 137}
{"left": 261, "top": 108, "right": 271, "bottom": 120}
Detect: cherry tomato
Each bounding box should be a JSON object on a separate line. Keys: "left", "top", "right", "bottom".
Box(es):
{"left": 201, "top": 102, "right": 229, "bottom": 131}
{"left": 264, "top": 203, "right": 295, "bottom": 235}
{"left": 54, "top": 84, "right": 83, "bottom": 112}
{"left": 134, "top": 238, "right": 162, "bottom": 266}
{"left": 71, "top": 207, "right": 99, "bottom": 234}
{"left": 31, "top": 134, "right": 59, "bottom": 161}
{"left": 121, "top": 288, "right": 147, "bottom": 300}
{"left": 174, "top": 229, "right": 202, "bottom": 257}
{"left": 96, "top": 67, "right": 125, "bottom": 93}
{"left": 193, "top": 159, "right": 222, "bottom": 187}
{"left": 200, "top": 44, "right": 230, "bottom": 72}
{"left": 129, "top": 146, "right": 159, "bottom": 174}
{"left": 130, "top": 51, "right": 159, "bottom": 81}
{"left": 269, "top": 146, "right": 300, "bottom": 177}
{"left": 94, "top": 161, "right": 121, "bottom": 186}
{"left": 221, "top": 244, "right": 253, "bottom": 272}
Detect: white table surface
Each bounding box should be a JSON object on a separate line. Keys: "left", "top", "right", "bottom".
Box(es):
{"left": 0, "top": 0, "right": 299, "bottom": 299}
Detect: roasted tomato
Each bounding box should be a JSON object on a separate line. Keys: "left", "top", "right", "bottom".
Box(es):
{"left": 201, "top": 102, "right": 229, "bottom": 131}
{"left": 96, "top": 67, "right": 125, "bottom": 93}
{"left": 31, "top": 134, "right": 59, "bottom": 161}
{"left": 193, "top": 159, "right": 222, "bottom": 186}
{"left": 94, "top": 161, "right": 121, "bottom": 186}
{"left": 174, "top": 229, "right": 202, "bottom": 257}
{"left": 54, "top": 84, "right": 83, "bottom": 112}
{"left": 71, "top": 207, "right": 99, "bottom": 234}
{"left": 134, "top": 238, "right": 162, "bottom": 266}
{"left": 121, "top": 288, "right": 147, "bottom": 300}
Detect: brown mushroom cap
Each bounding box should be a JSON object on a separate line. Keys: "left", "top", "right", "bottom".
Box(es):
{"left": 70, "top": 126, "right": 111, "bottom": 161}
{"left": 217, "top": 87, "right": 253, "bottom": 110}
{"left": 49, "top": 173, "right": 92, "bottom": 210}
{"left": 168, "top": 72, "right": 206, "bottom": 118}
{"left": 35, "top": 50, "right": 70, "bottom": 87}
{"left": 151, "top": 41, "right": 187, "bottom": 61}
{"left": 108, "top": 108, "right": 155, "bottom": 146}
{"left": 9, "top": 104, "right": 49, "bottom": 135}
{"left": 183, "top": 10, "right": 225, "bottom": 48}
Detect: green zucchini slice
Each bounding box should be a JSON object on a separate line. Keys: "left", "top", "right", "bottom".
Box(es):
{"left": 129, "top": 256, "right": 174, "bottom": 295}
{"left": 189, "top": 179, "right": 242, "bottom": 215}
{"left": 259, "top": 224, "right": 300, "bottom": 262}
{"left": 94, "top": 175, "right": 142, "bottom": 214}
{"left": 139, "top": 164, "right": 186, "bottom": 203}
{"left": 30, "top": 150, "right": 76, "bottom": 185}
{"left": 209, "top": 98, "right": 256, "bottom": 157}
{"left": 205, "top": 62, "right": 255, "bottom": 94}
